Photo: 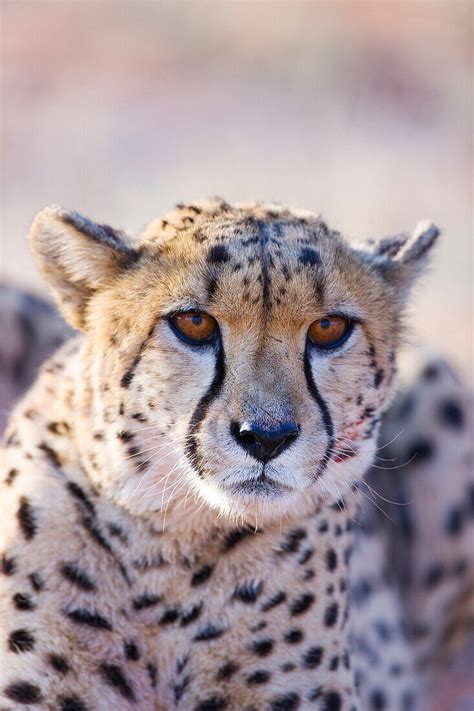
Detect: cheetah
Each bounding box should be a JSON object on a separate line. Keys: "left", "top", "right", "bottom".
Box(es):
{"left": 0, "top": 199, "right": 471, "bottom": 710}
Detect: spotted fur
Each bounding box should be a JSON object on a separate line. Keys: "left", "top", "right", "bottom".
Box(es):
{"left": 0, "top": 199, "right": 469, "bottom": 710}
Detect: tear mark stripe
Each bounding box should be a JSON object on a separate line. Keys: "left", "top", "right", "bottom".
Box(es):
{"left": 185, "top": 346, "right": 225, "bottom": 477}
{"left": 303, "top": 349, "right": 335, "bottom": 477}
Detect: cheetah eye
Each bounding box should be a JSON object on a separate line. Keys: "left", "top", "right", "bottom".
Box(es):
{"left": 169, "top": 311, "right": 219, "bottom": 345}
{"left": 307, "top": 315, "right": 353, "bottom": 350}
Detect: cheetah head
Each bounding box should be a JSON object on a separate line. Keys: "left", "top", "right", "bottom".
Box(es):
{"left": 30, "top": 199, "right": 438, "bottom": 525}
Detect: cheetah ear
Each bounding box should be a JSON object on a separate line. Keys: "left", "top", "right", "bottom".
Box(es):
{"left": 29, "top": 206, "right": 139, "bottom": 330}
{"left": 358, "top": 221, "right": 440, "bottom": 302}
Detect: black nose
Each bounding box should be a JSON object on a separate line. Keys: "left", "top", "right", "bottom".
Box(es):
{"left": 231, "top": 420, "right": 300, "bottom": 462}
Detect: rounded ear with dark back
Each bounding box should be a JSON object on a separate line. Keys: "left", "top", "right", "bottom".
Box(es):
{"left": 354, "top": 220, "right": 440, "bottom": 303}
{"left": 29, "top": 207, "right": 140, "bottom": 330}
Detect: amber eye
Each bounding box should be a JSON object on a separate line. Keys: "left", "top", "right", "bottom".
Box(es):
{"left": 307, "top": 315, "right": 353, "bottom": 349}
{"left": 170, "top": 311, "right": 218, "bottom": 345}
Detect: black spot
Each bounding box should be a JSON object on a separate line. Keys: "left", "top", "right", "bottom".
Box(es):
{"left": 176, "top": 655, "right": 189, "bottom": 674}
{"left": 289, "top": 592, "right": 314, "bottom": 616}
{"left": 374, "top": 369, "right": 384, "bottom": 388}
{"left": 281, "top": 662, "right": 296, "bottom": 672}
{"left": 48, "top": 653, "right": 70, "bottom": 674}
{"left": 191, "top": 564, "right": 214, "bottom": 587}
{"left": 370, "top": 689, "right": 387, "bottom": 710}
{"left": 326, "top": 549, "right": 337, "bottom": 572}
{"left": 194, "top": 697, "right": 228, "bottom": 711}
{"left": 284, "top": 628, "right": 303, "bottom": 644}
{"left": 159, "top": 607, "right": 180, "bottom": 625}
{"left": 132, "top": 593, "right": 161, "bottom": 610}
{"left": 445, "top": 506, "right": 464, "bottom": 536}
{"left": 208, "top": 244, "right": 230, "bottom": 264}
{"left": 423, "top": 563, "right": 444, "bottom": 588}
{"left": 324, "top": 602, "right": 339, "bottom": 627}
{"left": 65, "top": 608, "right": 112, "bottom": 630}
{"left": 299, "top": 247, "right": 321, "bottom": 266}
{"left": 78, "top": 516, "right": 117, "bottom": 562}
{"left": 302, "top": 645, "right": 323, "bottom": 668}
{"left": 12, "top": 592, "right": 35, "bottom": 611}
{"left": 4, "top": 681, "right": 42, "bottom": 704}
{"left": 249, "top": 637, "right": 274, "bottom": 657}
{"left": 1, "top": 554, "right": 16, "bottom": 575}
{"left": 329, "top": 655, "right": 339, "bottom": 671}
{"left": 48, "top": 420, "right": 71, "bottom": 435}
{"left": 439, "top": 400, "right": 464, "bottom": 429}
{"left": 206, "top": 275, "right": 219, "bottom": 299}
{"left": 147, "top": 663, "right": 157, "bottom": 688}
{"left": 222, "top": 527, "right": 252, "bottom": 551}
{"left": 38, "top": 442, "right": 62, "bottom": 468}
{"left": 374, "top": 620, "right": 392, "bottom": 642}
{"left": 66, "top": 481, "right": 95, "bottom": 514}
{"left": 117, "top": 430, "right": 134, "bottom": 442}
{"left": 193, "top": 624, "right": 225, "bottom": 641}
{"left": 322, "top": 691, "right": 342, "bottom": 711}
{"left": 107, "top": 522, "right": 127, "bottom": 542}
{"left": 174, "top": 674, "right": 191, "bottom": 702}
{"left": 261, "top": 591, "right": 286, "bottom": 611}
{"left": 247, "top": 669, "right": 271, "bottom": 685}
{"left": 99, "top": 663, "right": 135, "bottom": 700}
{"left": 233, "top": 580, "right": 263, "bottom": 604}
{"left": 308, "top": 687, "right": 323, "bottom": 702}
{"left": 269, "top": 692, "right": 300, "bottom": 710}
{"left": 389, "top": 663, "right": 403, "bottom": 677}
{"left": 181, "top": 602, "right": 203, "bottom": 626}
{"left": 131, "top": 412, "right": 147, "bottom": 422}
{"left": 28, "top": 572, "right": 44, "bottom": 591}
{"left": 60, "top": 562, "right": 96, "bottom": 592}
{"left": 318, "top": 520, "right": 329, "bottom": 533}
{"left": 298, "top": 548, "right": 314, "bottom": 565}
{"left": 5, "top": 467, "right": 19, "bottom": 485}
{"left": 362, "top": 406, "right": 375, "bottom": 421}
{"left": 124, "top": 639, "right": 140, "bottom": 661}
{"left": 406, "top": 438, "right": 434, "bottom": 464}
{"left": 217, "top": 661, "right": 239, "bottom": 680}
{"left": 17, "top": 497, "right": 37, "bottom": 540}
{"left": 8, "top": 628, "right": 35, "bottom": 653}
{"left": 279, "top": 528, "right": 307, "bottom": 554}
{"left": 58, "top": 696, "right": 88, "bottom": 711}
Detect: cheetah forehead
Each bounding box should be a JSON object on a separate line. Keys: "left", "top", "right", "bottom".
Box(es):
{"left": 131, "top": 199, "right": 369, "bottom": 320}
{"left": 139, "top": 198, "right": 335, "bottom": 251}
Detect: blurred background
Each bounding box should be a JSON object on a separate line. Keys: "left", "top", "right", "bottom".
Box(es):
{"left": 0, "top": 4, "right": 473, "bottom": 708}
{"left": 1, "top": 1, "right": 473, "bottom": 372}
{"left": 1, "top": 1, "right": 472, "bottom": 380}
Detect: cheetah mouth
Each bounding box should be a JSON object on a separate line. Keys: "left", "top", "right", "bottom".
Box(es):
{"left": 229, "top": 473, "right": 291, "bottom": 498}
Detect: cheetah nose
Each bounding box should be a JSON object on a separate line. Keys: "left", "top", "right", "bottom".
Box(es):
{"left": 231, "top": 420, "right": 300, "bottom": 462}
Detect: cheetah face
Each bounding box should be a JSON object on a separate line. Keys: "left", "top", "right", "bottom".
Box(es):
{"left": 30, "top": 200, "right": 438, "bottom": 524}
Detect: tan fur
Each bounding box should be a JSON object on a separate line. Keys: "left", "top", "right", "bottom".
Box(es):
{"left": 0, "top": 199, "right": 443, "bottom": 710}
